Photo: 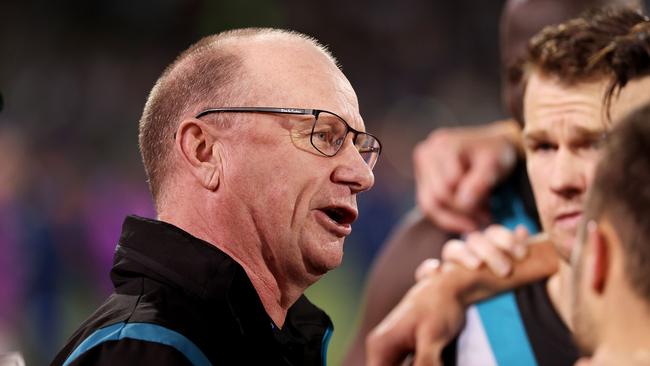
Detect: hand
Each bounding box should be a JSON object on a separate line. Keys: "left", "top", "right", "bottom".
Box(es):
{"left": 413, "top": 119, "right": 521, "bottom": 233}
{"left": 366, "top": 271, "right": 465, "bottom": 366}
{"left": 441, "top": 225, "right": 530, "bottom": 277}
{"left": 366, "top": 234, "right": 558, "bottom": 366}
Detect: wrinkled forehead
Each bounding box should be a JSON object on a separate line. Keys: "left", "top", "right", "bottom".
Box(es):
{"left": 524, "top": 72, "right": 650, "bottom": 133}
{"left": 523, "top": 72, "right": 609, "bottom": 132}
{"left": 233, "top": 36, "right": 364, "bottom": 131}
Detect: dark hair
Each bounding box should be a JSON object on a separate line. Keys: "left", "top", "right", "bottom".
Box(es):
{"left": 514, "top": 6, "right": 650, "bottom": 117}
{"left": 585, "top": 103, "right": 650, "bottom": 301}
{"left": 499, "top": 0, "right": 641, "bottom": 123}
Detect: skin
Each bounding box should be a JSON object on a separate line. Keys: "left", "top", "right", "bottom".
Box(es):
{"left": 413, "top": 120, "right": 520, "bottom": 233}
{"left": 572, "top": 216, "right": 650, "bottom": 365}
{"left": 344, "top": 1, "right": 602, "bottom": 363}
{"left": 366, "top": 72, "right": 650, "bottom": 365}
{"left": 523, "top": 73, "right": 608, "bottom": 261}
{"left": 367, "top": 236, "right": 558, "bottom": 366}
{"left": 412, "top": 0, "right": 630, "bottom": 234}
{"left": 158, "top": 34, "right": 375, "bottom": 327}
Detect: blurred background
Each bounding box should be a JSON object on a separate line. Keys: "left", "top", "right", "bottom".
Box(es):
{"left": 0, "top": 0, "right": 521, "bottom": 364}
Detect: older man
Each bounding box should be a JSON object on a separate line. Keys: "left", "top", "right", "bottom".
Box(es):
{"left": 571, "top": 103, "right": 650, "bottom": 366}
{"left": 367, "top": 7, "right": 650, "bottom": 366}
{"left": 52, "top": 28, "right": 379, "bottom": 365}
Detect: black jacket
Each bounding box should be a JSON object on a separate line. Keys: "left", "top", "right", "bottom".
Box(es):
{"left": 52, "top": 216, "right": 333, "bottom": 366}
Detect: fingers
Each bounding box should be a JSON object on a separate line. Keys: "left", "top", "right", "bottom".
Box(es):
{"left": 441, "top": 239, "right": 481, "bottom": 270}
{"left": 415, "top": 258, "right": 441, "bottom": 282}
{"left": 414, "top": 130, "right": 479, "bottom": 233}
{"left": 454, "top": 152, "right": 499, "bottom": 212}
{"left": 416, "top": 129, "right": 464, "bottom": 191}
{"left": 413, "top": 133, "right": 457, "bottom": 206}
{"left": 465, "top": 231, "right": 514, "bottom": 277}
{"left": 440, "top": 225, "right": 529, "bottom": 278}
{"left": 483, "top": 225, "right": 528, "bottom": 260}
{"left": 413, "top": 123, "right": 520, "bottom": 234}
{"left": 513, "top": 225, "right": 530, "bottom": 255}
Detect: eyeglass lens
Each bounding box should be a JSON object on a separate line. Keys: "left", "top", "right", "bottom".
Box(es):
{"left": 311, "top": 111, "right": 380, "bottom": 168}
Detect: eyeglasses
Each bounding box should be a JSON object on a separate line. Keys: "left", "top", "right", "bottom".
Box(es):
{"left": 195, "top": 107, "right": 382, "bottom": 169}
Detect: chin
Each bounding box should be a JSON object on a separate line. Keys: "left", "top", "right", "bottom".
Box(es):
{"left": 304, "top": 239, "right": 344, "bottom": 276}
{"left": 550, "top": 229, "right": 576, "bottom": 262}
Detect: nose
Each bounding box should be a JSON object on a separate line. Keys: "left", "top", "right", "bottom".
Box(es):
{"left": 331, "top": 141, "right": 375, "bottom": 194}
{"left": 549, "top": 148, "right": 586, "bottom": 199}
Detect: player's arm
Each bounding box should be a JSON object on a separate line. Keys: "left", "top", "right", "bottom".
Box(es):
{"left": 366, "top": 231, "right": 558, "bottom": 366}
{"left": 342, "top": 210, "right": 453, "bottom": 366}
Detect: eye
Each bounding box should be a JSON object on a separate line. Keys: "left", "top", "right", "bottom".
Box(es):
{"left": 530, "top": 141, "right": 557, "bottom": 152}
{"left": 537, "top": 142, "right": 555, "bottom": 151}
{"left": 314, "top": 129, "right": 343, "bottom": 146}
{"left": 578, "top": 137, "right": 606, "bottom": 150}
{"left": 315, "top": 130, "right": 331, "bottom": 142}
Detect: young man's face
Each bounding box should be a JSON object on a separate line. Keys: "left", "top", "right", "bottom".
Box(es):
{"left": 523, "top": 71, "right": 650, "bottom": 261}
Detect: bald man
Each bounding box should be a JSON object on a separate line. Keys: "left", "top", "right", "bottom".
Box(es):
{"left": 52, "top": 28, "right": 381, "bottom": 365}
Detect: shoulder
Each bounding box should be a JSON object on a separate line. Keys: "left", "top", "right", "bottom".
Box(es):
{"left": 54, "top": 322, "right": 210, "bottom": 366}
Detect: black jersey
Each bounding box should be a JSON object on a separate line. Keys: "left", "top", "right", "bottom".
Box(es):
{"left": 52, "top": 216, "right": 333, "bottom": 366}
{"left": 443, "top": 171, "right": 579, "bottom": 366}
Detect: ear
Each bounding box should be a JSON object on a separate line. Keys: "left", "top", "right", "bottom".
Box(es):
{"left": 175, "top": 119, "right": 221, "bottom": 191}
{"left": 586, "top": 221, "right": 609, "bottom": 295}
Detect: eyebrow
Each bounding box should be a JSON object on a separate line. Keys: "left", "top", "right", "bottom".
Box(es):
{"left": 522, "top": 129, "right": 549, "bottom": 143}
{"left": 523, "top": 126, "right": 607, "bottom": 142}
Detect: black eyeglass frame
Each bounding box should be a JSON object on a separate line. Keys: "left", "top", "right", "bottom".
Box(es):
{"left": 194, "top": 107, "right": 382, "bottom": 167}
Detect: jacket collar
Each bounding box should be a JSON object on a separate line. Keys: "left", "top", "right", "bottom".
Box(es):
{"left": 112, "top": 215, "right": 332, "bottom": 339}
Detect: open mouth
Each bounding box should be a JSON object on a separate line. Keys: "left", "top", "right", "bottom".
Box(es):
{"left": 321, "top": 206, "right": 357, "bottom": 225}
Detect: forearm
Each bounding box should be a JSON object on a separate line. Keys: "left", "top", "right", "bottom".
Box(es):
{"left": 436, "top": 233, "right": 558, "bottom": 307}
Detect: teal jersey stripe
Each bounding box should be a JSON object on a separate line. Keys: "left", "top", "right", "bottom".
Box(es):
{"left": 476, "top": 182, "right": 539, "bottom": 365}
{"left": 477, "top": 293, "right": 538, "bottom": 366}
{"left": 62, "top": 322, "right": 211, "bottom": 366}
{"left": 321, "top": 325, "right": 333, "bottom": 366}
{"left": 488, "top": 182, "right": 538, "bottom": 233}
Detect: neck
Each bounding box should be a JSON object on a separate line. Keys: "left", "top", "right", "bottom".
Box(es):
{"left": 592, "top": 288, "right": 650, "bottom": 363}
{"left": 588, "top": 346, "right": 650, "bottom": 366}
{"left": 234, "top": 253, "right": 306, "bottom": 328}
{"left": 158, "top": 198, "right": 305, "bottom": 328}
{"left": 546, "top": 260, "right": 573, "bottom": 328}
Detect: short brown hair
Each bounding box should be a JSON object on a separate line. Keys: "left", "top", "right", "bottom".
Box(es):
{"left": 138, "top": 28, "right": 337, "bottom": 205}
{"left": 514, "top": 7, "right": 650, "bottom": 115}
{"left": 585, "top": 103, "right": 650, "bottom": 301}
{"left": 499, "top": 0, "right": 642, "bottom": 123}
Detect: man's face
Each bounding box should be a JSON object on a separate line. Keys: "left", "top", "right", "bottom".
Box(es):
{"left": 523, "top": 72, "right": 650, "bottom": 261}
{"left": 219, "top": 39, "right": 375, "bottom": 285}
